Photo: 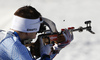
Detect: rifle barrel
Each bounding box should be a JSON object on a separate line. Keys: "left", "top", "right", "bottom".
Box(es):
{"left": 72, "top": 27, "right": 87, "bottom": 32}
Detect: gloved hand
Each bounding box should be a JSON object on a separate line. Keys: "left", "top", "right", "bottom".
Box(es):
{"left": 63, "top": 28, "right": 73, "bottom": 43}
{"left": 40, "top": 44, "right": 52, "bottom": 56}
{"left": 39, "top": 37, "right": 53, "bottom": 56}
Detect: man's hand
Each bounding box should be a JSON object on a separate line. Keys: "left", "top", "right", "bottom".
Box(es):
{"left": 39, "top": 37, "right": 52, "bottom": 56}
{"left": 40, "top": 44, "right": 52, "bottom": 56}
{"left": 64, "top": 28, "right": 73, "bottom": 43}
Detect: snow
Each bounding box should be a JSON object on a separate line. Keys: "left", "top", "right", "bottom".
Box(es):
{"left": 0, "top": 0, "right": 100, "bottom": 60}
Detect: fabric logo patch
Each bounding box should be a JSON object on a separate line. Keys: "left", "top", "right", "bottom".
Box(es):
{"left": 27, "top": 28, "right": 37, "bottom": 31}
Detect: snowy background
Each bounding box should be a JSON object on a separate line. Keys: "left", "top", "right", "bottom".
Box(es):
{"left": 0, "top": 0, "right": 100, "bottom": 60}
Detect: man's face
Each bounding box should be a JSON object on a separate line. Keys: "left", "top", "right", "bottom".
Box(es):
{"left": 27, "top": 32, "right": 37, "bottom": 39}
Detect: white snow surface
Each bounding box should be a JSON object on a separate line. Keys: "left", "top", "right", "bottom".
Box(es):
{"left": 0, "top": 0, "right": 100, "bottom": 60}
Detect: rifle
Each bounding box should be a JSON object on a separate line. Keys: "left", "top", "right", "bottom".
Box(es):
{"left": 24, "top": 20, "right": 95, "bottom": 59}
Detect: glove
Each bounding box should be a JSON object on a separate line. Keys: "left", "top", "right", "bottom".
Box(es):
{"left": 64, "top": 28, "right": 73, "bottom": 41}
{"left": 40, "top": 44, "right": 52, "bottom": 56}
{"left": 39, "top": 37, "right": 53, "bottom": 56}
{"left": 62, "top": 28, "right": 73, "bottom": 44}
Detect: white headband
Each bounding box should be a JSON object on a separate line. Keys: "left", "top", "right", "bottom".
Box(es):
{"left": 10, "top": 15, "right": 43, "bottom": 33}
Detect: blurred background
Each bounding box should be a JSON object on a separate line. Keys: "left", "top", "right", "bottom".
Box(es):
{"left": 0, "top": 0, "right": 100, "bottom": 60}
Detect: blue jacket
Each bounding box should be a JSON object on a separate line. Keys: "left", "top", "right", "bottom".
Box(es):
{"left": 0, "top": 30, "right": 50, "bottom": 60}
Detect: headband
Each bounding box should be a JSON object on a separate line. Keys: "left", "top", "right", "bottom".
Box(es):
{"left": 10, "top": 15, "right": 43, "bottom": 33}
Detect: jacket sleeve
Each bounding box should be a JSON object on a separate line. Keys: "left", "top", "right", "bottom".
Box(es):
{"left": 11, "top": 41, "right": 35, "bottom": 60}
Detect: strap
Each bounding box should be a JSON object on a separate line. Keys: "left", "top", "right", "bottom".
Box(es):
{"left": 13, "top": 31, "right": 21, "bottom": 42}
